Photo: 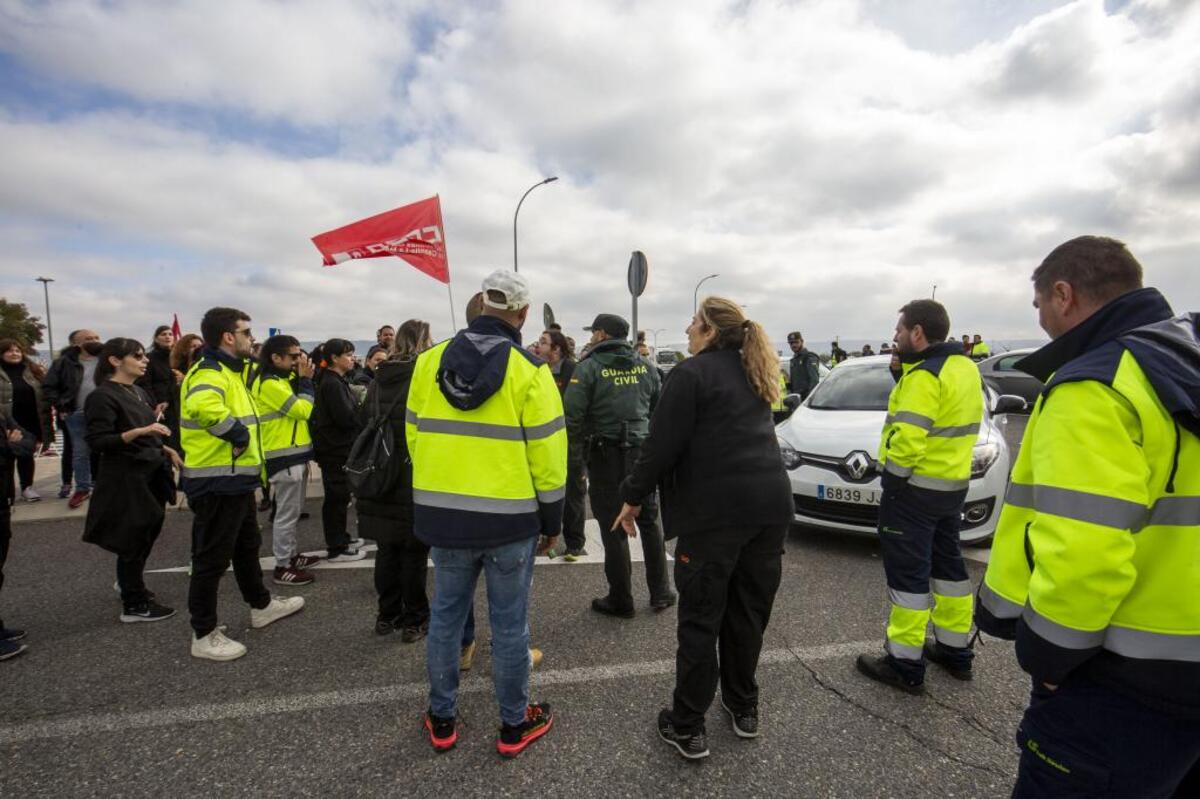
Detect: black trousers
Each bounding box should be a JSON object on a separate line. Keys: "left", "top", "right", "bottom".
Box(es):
{"left": 15, "top": 454, "right": 34, "bottom": 491}
{"left": 319, "top": 461, "right": 352, "bottom": 553}
{"left": 670, "top": 523, "right": 786, "bottom": 734}
{"left": 587, "top": 443, "right": 671, "bottom": 609}
{"left": 0, "top": 486, "right": 11, "bottom": 630}
{"left": 367, "top": 511, "right": 430, "bottom": 627}
{"left": 561, "top": 455, "right": 587, "bottom": 552}
{"left": 1013, "top": 676, "right": 1200, "bottom": 798}
{"left": 116, "top": 515, "right": 165, "bottom": 608}
{"left": 187, "top": 492, "right": 271, "bottom": 637}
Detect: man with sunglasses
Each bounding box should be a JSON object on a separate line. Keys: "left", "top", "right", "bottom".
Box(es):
{"left": 181, "top": 308, "right": 304, "bottom": 662}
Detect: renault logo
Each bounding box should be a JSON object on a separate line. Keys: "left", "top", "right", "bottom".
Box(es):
{"left": 844, "top": 451, "right": 872, "bottom": 480}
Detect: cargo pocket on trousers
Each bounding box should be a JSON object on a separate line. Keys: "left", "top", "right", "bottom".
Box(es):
{"left": 1016, "top": 719, "right": 1111, "bottom": 796}
{"left": 674, "top": 555, "right": 721, "bottom": 618}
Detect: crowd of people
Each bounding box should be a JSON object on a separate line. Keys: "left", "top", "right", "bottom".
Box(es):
{"left": 0, "top": 236, "right": 1196, "bottom": 792}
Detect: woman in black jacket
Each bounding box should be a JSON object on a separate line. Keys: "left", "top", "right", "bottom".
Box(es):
{"left": 136, "top": 326, "right": 181, "bottom": 451}
{"left": 83, "top": 338, "right": 181, "bottom": 623}
{"left": 311, "top": 338, "right": 364, "bottom": 562}
{"left": 356, "top": 320, "right": 432, "bottom": 641}
{"left": 614, "top": 296, "right": 792, "bottom": 761}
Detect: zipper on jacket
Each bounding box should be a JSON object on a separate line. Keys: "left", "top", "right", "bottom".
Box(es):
{"left": 1022, "top": 522, "right": 1034, "bottom": 573}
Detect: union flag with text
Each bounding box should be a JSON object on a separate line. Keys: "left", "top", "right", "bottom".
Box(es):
{"left": 311, "top": 196, "right": 450, "bottom": 284}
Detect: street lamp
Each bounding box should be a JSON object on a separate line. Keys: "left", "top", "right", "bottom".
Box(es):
{"left": 513, "top": 176, "right": 558, "bottom": 273}
{"left": 652, "top": 328, "right": 667, "bottom": 348}
{"left": 35, "top": 277, "right": 55, "bottom": 356}
{"left": 693, "top": 273, "right": 719, "bottom": 314}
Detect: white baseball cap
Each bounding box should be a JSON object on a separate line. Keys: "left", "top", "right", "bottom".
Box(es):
{"left": 481, "top": 269, "right": 531, "bottom": 311}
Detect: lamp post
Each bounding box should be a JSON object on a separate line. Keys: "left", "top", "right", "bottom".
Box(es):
{"left": 35, "top": 277, "right": 55, "bottom": 356}
{"left": 652, "top": 328, "right": 667, "bottom": 348}
{"left": 513, "top": 176, "right": 558, "bottom": 273}
{"left": 693, "top": 273, "right": 719, "bottom": 314}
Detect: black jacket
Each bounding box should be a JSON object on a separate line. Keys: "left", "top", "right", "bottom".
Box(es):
{"left": 136, "top": 344, "right": 180, "bottom": 446}
{"left": 354, "top": 360, "right": 416, "bottom": 539}
{"left": 311, "top": 369, "right": 358, "bottom": 463}
{"left": 82, "top": 382, "right": 175, "bottom": 556}
{"left": 43, "top": 348, "right": 84, "bottom": 414}
{"left": 620, "top": 348, "right": 793, "bottom": 538}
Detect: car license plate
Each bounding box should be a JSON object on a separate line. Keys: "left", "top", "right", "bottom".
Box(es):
{"left": 817, "top": 485, "right": 881, "bottom": 505}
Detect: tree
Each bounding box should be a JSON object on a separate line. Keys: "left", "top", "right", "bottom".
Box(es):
{"left": 0, "top": 298, "right": 46, "bottom": 348}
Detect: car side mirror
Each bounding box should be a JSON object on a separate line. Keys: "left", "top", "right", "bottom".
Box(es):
{"left": 992, "top": 394, "right": 1026, "bottom": 414}
{"left": 783, "top": 394, "right": 803, "bottom": 412}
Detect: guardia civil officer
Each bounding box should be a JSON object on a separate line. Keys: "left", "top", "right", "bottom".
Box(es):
{"left": 856, "top": 298, "right": 982, "bottom": 693}
{"left": 976, "top": 237, "right": 1200, "bottom": 797}
{"left": 564, "top": 313, "right": 674, "bottom": 618}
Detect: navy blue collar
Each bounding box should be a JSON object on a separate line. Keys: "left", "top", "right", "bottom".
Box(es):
{"left": 900, "top": 340, "right": 963, "bottom": 365}
{"left": 469, "top": 315, "right": 523, "bottom": 347}
{"left": 201, "top": 346, "right": 247, "bottom": 372}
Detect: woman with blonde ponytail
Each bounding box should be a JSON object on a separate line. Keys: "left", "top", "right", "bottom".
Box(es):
{"left": 612, "top": 295, "right": 793, "bottom": 761}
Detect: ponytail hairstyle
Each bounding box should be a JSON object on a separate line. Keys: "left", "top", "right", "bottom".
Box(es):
{"left": 696, "top": 296, "right": 780, "bottom": 405}
{"left": 253, "top": 335, "right": 301, "bottom": 386}
{"left": 391, "top": 319, "right": 432, "bottom": 362}
{"left": 94, "top": 338, "right": 146, "bottom": 386}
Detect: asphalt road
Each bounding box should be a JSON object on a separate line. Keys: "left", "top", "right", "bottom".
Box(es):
{"left": 0, "top": 500, "right": 1032, "bottom": 798}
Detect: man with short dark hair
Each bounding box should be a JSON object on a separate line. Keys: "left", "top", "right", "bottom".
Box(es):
{"left": 43, "top": 329, "right": 102, "bottom": 508}
{"left": 786, "top": 332, "right": 820, "bottom": 400}
{"left": 857, "top": 298, "right": 982, "bottom": 693}
{"left": 182, "top": 307, "right": 304, "bottom": 661}
{"left": 970, "top": 334, "right": 990, "bottom": 360}
{"left": 977, "top": 236, "right": 1200, "bottom": 796}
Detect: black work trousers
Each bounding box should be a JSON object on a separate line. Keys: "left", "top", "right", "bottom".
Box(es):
{"left": 669, "top": 523, "right": 786, "bottom": 734}
{"left": 187, "top": 492, "right": 271, "bottom": 638}
{"left": 587, "top": 443, "right": 671, "bottom": 610}
{"left": 319, "top": 461, "right": 353, "bottom": 554}
{"left": 116, "top": 515, "right": 165, "bottom": 608}
{"left": 0, "top": 486, "right": 11, "bottom": 630}
{"left": 368, "top": 510, "right": 430, "bottom": 628}
{"left": 561, "top": 454, "right": 587, "bottom": 552}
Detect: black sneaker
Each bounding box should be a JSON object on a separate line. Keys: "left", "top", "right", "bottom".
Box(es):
{"left": 650, "top": 593, "right": 677, "bottom": 611}
{"left": 424, "top": 711, "right": 458, "bottom": 752}
{"left": 720, "top": 696, "right": 759, "bottom": 738}
{"left": 120, "top": 601, "right": 176, "bottom": 624}
{"left": 923, "top": 641, "right": 973, "bottom": 681}
{"left": 401, "top": 620, "right": 430, "bottom": 644}
{"left": 855, "top": 654, "right": 925, "bottom": 695}
{"left": 0, "top": 627, "right": 27, "bottom": 642}
{"left": 374, "top": 618, "right": 399, "bottom": 637}
{"left": 591, "top": 596, "right": 635, "bottom": 619}
{"left": 496, "top": 703, "right": 554, "bottom": 758}
{"left": 0, "top": 638, "right": 27, "bottom": 661}
{"left": 657, "top": 709, "right": 709, "bottom": 760}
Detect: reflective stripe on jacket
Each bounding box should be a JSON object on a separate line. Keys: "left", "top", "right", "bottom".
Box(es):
{"left": 251, "top": 372, "right": 314, "bottom": 477}
{"left": 179, "top": 349, "right": 263, "bottom": 497}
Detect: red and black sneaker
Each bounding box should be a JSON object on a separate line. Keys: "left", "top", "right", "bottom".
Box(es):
{"left": 496, "top": 703, "right": 554, "bottom": 758}
{"left": 424, "top": 711, "right": 458, "bottom": 752}
{"left": 291, "top": 554, "right": 322, "bottom": 569}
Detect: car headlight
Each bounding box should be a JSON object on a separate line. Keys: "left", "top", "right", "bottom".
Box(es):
{"left": 778, "top": 439, "right": 802, "bottom": 470}
{"left": 971, "top": 442, "right": 999, "bottom": 479}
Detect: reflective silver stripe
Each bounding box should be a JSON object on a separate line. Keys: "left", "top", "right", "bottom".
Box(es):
{"left": 888, "top": 589, "right": 931, "bottom": 610}
{"left": 1105, "top": 627, "right": 1200, "bottom": 662}
{"left": 279, "top": 394, "right": 298, "bottom": 415}
{"left": 886, "top": 411, "right": 934, "bottom": 430}
{"left": 412, "top": 489, "right": 538, "bottom": 514}
{"left": 1022, "top": 603, "right": 1105, "bottom": 650}
{"left": 1006, "top": 483, "right": 1146, "bottom": 530}
{"left": 931, "top": 578, "right": 973, "bottom": 598}
{"left": 417, "top": 418, "right": 524, "bottom": 441}
{"left": 933, "top": 625, "right": 971, "bottom": 648}
{"left": 180, "top": 415, "right": 256, "bottom": 434}
{"left": 186, "top": 383, "right": 225, "bottom": 399}
{"left": 406, "top": 409, "right": 419, "bottom": 425}
{"left": 928, "top": 423, "right": 980, "bottom": 438}
{"left": 523, "top": 416, "right": 566, "bottom": 440}
{"left": 885, "top": 640, "right": 923, "bottom": 661}
{"left": 206, "top": 416, "right": 236, "bottom": 436}
{"left": 1143, "top": 496, "right": 1200, "bottom": 529}
{"left": 909, "top": 474, "right": 969, "bottom": 491}
{"left": 298, "top": 391, "right": 315, "bottom": 402}
{"left": 265, "top": 444, "right": 313, "bottom": 459}
{"left": 258, "top": 411, "right": 284, "bottom": 423}
{"left": 536, "top": 485, "right": 566, "bottom": 503}
{"left": 978, "top": 581, "right": 1022, "bottom": 618}
{"left": 883, "top": 461, "right": 913, "bottom": 478}
{"left": 181, "top": 464, "right": 262, "bottom": 478}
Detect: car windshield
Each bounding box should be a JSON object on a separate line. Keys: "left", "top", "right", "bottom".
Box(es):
{"left": 807, "top": 363, "right": 895, "bottom": 411}
{"left": 656, "top": 351, "right": 679, "bottom": 365}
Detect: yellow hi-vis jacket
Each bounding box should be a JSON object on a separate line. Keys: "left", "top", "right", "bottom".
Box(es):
{"left": 878, "top": 342, "right": 982, "bottom": 491}
{"left": 405, "top": 318, "right": 567, "bottom": 548}
{"left": 978, "top": 292, "right": 1200, "bottom": 695}
{"left": 250, "top": 371, "right": 315, "bottom": 477}
{"left": 179, "top": 348, "right": 263, "bottom": 497}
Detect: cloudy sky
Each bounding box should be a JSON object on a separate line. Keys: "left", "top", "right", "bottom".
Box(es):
{"left": 1, "top": 0, "right": 1197, "bottom": 352}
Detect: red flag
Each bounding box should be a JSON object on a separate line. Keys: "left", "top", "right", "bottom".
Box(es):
{"left": 311, "top": 196, "right": 450, "bottom": 284}
{"left": 171, "top": 314, "right": 182, "bottom": 339}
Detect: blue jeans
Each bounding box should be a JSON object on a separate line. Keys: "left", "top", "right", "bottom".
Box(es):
{"left": 427, "top": 537, "right": 536, "bottom": 727}
{"left": 65, "top": 411, "right": 93, "bottom": 492}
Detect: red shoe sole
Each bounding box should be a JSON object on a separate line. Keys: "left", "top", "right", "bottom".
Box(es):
{"left": 496, "top": 715, "right": 554, "bottom": 758}
{"left": 424, "top": 716, "right": 457, "bottom": 752}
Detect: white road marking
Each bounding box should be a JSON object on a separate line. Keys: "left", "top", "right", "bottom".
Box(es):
{"left": 0, "top": 639, "right": 876, "bottom": 744}
{"left": 148, "top": 520, "right": 669, "bottom": 574}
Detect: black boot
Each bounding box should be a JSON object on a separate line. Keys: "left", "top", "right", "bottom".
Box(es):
{"left": 855, "top": 654, "right": 925, "bottom": 695}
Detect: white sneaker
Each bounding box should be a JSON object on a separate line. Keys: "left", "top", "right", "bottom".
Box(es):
{"left": 191, "top": 628, "right": 247, "bottom": 661}
{"left": 348, "top": 537, "right": 365, "bottom": 549}
{"left": 250, "top": 595, "right": 305, "bottom": 629}
{"left": 326, "top": 548, "right": 366, "bottom": 563}
{"left": 21, "top": 487, "right": 41, "bottom": 502}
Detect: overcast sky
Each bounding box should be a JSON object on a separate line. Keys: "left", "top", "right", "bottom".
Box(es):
{"left": 1, "top": 0, "right": 1196, "bottom": 352}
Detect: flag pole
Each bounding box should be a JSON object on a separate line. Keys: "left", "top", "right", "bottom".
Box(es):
{"left": 436, "top": 195, "right": 458, "bottom": 332}
{"left": 447, "top": 283, "right": 458, "bottom": 332}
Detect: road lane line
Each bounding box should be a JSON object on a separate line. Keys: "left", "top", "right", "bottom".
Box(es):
{"left": 0, "top": 639, "right": 875, "bottom": 744}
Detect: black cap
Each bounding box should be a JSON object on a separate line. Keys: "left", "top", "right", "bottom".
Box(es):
{"left": 583, "top": 313, "right": 629, "bottom": 339}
